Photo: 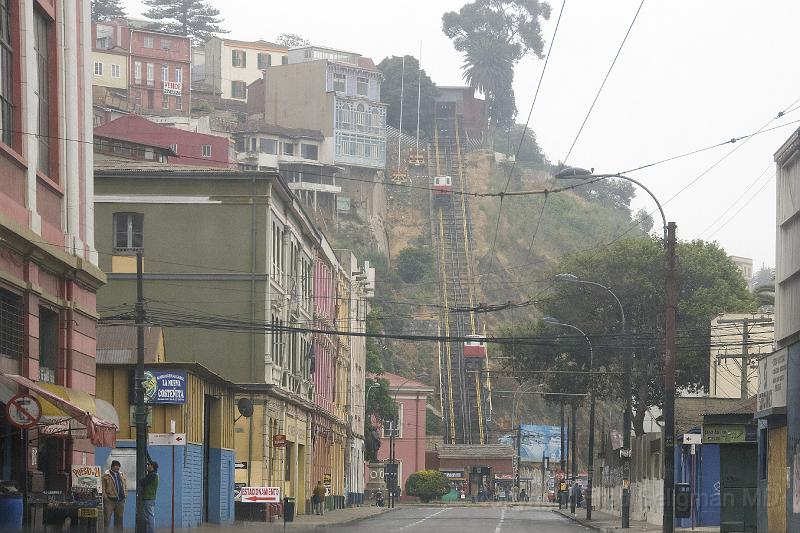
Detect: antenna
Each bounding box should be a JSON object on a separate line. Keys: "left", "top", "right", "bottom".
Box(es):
{"left": 397, "top": 55, "right": 405, "bottom": 173}
{"left": 416, "top": 42, "right": 422, "bottom": 153}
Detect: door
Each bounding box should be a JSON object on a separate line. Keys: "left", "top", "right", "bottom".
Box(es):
{"left": 719, "top": 444, "right": 758, "bottom": 532}
{"left": 767, "top": 426, "right": 787, "bottom": 533}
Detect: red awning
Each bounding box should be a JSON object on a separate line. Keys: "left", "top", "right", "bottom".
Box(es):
{"left": 0, "top": 373, "right": 117, "bottom": 447}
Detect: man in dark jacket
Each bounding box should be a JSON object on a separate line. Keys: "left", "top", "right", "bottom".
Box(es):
{"left": 139, "top": 461, "right": 159, "bottom": 533}
{"left": 102, "top": 460, "right": 127, "bottom": 530}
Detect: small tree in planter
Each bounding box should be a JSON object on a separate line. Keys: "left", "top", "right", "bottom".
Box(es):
{"left": 405, "top": 470, "right": 450, "bottom": 503}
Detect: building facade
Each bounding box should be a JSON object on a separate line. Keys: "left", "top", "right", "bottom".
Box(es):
{"left": 709, "top": 313, "right": 774, "bottom": 399}
{"left": 0, "top": 0, "right": 108, "bottom": 527}
{"left": 203, "top": 38, "right": 288, "bottom": 101}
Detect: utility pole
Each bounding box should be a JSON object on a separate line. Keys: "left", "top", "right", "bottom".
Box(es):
{"left": 135, "top": 252, "right": 147, "bottom": 533}
{"left": 741, "top": 318, "right": 750, "bottom": 399}
{"left": 571, "top": 403, "right": 577, "bottom": 480}
{"left": 516, "top": 424, "right": 522, "bottom": 487}
{"left": 663, "top": 222, "right": 677, "bottom": 533}
{"left": 622, "top": 316, "right": 632, "bottom": 528}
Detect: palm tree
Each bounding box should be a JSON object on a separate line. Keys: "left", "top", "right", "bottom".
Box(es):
{"left": 460, "top": 36, "right": 516, "bottom": 127}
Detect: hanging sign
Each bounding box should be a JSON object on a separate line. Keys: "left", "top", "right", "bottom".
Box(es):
{"left": 757, "top": 348, "right": 787, "bottom": 415}
{"left": 71, "top": 465, "right": 102, "bottom": 492}
{"left": 144, "top": 370, "right": 187, "bottom": 404}
{"left": 272, "top": 434, "right": 287, "bottom": 448}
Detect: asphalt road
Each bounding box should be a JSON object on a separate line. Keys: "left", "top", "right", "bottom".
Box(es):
{"left": 318, "top": 506, "right": 589, "bottom": 533}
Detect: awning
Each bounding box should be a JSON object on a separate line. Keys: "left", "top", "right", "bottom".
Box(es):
{"left": 0, "top": 373, "right": 118, "bottom": 447}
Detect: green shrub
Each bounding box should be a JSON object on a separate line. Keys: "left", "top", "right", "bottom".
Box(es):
{"left": 395, "top": 246, "right": 433, "bottom": 283}
{"left": 405, "top": 470, "right": 450, "bottom": 503}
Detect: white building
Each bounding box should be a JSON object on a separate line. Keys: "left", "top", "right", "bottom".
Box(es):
{"left": 708, "top": 313, "right": 774, "bottom": 398}
{"left": 203, "top": 37, "right": 288, "bottom": 100}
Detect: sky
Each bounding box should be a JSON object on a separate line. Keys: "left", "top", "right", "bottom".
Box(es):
{"left": 125, "top": 0, "right": 800, "bottom": 269}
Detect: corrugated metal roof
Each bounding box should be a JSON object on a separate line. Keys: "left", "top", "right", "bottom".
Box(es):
{"left": 701, "top": 395, "right": 757, "bottom": 416}
{"left": 96, "top": 325, "right": 162, "bottom": 364}
{"left": 235, "top": 119, "right": 324, "bottom": 140}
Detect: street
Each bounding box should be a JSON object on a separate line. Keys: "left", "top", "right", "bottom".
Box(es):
{"left": 318, "top": 507, "right": 585, "bottom": 533}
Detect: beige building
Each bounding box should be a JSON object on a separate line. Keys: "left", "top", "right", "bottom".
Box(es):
{"left": 729, "top": 255, "right": 754, "bottom": 285}
{"left": 92, "top": 50, "right": 128, "bottom": 90}
{"left": 203, "top": 38, "right": 288, "bottom": 100}
{"left": 709, "top": 312, "right": 774, "bottom": 398}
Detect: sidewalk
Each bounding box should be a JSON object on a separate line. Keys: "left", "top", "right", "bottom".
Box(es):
{"left": 181, "top": 505, "right": 394, "bottom": 533}
{"left": 553, "top": 508, "right": 720, "bottom": 533}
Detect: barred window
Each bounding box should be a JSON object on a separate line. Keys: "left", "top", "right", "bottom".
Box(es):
{"left": 38, "top": 307, "right": 58, "bottom": 383}
{"left": 113, "top": 212, "right": 143, "bottom": 253}
{"left": 0, "top": 288, "right": 22, "bottom": 360}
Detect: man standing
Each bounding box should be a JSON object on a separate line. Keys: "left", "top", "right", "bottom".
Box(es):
{"left": 140, "top": 461, "right": 159, "bottom": 533}
{"left": 313, "top": 480, "right": 326, "bottom": 515}
{"left": 102, "top": 460, "right": 127, "bottom": 530}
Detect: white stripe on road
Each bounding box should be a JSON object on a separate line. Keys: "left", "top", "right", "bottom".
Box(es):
{"left": 494, "top": 508, "right": 506, "bottom": 533}
{"left": 395, "top": 507, "right": 449, "bottom": 530}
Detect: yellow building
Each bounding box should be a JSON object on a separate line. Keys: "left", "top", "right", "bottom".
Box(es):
{"left": 92, "top": 50, "right": 128, "bottom": 90}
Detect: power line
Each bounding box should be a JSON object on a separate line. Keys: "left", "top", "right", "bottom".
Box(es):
{"left": 561, "top": 0, "right": 646, "bottom": 164}
{"left": 705, "top": 172, "right": 775, "bottom": 239}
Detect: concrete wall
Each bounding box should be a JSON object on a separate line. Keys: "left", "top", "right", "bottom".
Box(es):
{"left": 261, "top": 62, "right": 333, "bottom": 136}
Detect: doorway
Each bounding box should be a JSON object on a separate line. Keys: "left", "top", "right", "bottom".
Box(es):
{"left": 719, "top": 444, "right": 757, "bottom": 532}
{"left": 203, "top": 395, "right": 213, "bottom": 522}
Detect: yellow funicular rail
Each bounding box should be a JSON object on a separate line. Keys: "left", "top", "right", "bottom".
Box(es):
{"left": 438, "top": 208, "right": 457, "bottom": 444}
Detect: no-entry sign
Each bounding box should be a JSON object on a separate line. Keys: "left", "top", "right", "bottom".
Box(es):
{"left": 239, "top": 486, "right": 281, "bottom": 503}
{"left": 5, "top": 394, "right": 42, "bottom": 429}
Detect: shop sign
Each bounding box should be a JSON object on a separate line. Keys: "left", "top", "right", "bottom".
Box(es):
{"left": 144, "top": 370, "right": 187, "bottom": 404}
{"left": 148, "top": 433, "right": 186, "bottom": 446}
{"left": 235, "top": 462, "right": 248, "bottom": 470}
{"left": 163, "top": 81, "right": 182, "bottom": 96}
{"left": 703, "top": 424, "right": 756, "bottom": 444}
{"left": 240, "top": 486, "right": 281, "bottom": 503}
{"left": 441, "top": 471, "right": 464, "bottom": 480}
{"left": 494, "top": 473, "right": 514, "bottom": 480}
{"left": 757, "top": 348, "right": 787, "bottom": 415}
{"left": 272, "top": 434, "right": 287, "bottom": 448}
{"left": 5, "top": 394, "right": 42, "bottom": 429}
{"left": 71, "top": 465, "right": 102, "bottom": 492}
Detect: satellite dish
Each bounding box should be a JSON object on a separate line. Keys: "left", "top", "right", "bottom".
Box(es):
{"left": 237, "top": 398, "right": 254, "bottom": 418}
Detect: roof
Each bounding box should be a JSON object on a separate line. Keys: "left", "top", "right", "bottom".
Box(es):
{"left": 94, "top": 159, "right": 226, "bottom": 173}
{"left": 357, "top": 57, "right": 378, "bottom": 71}
{"left": 220, "top": 38, "right": 287, "bottom": 51}
{"left": 436, "top": 444, "right": 515, "bottom": 459}
{"left": 94, "top": 114, "right": 228, "bottom": 146}
{"left": 94, "top": 131, "right": 175, "bottom": 153}
{"left": 702, "top": 395, "right": 757, "bottom": 416}
{"left": 96, "top": 325, "right": 163, "bottom": 364}
{"left": 377, "top": 372, "right": 433, "bottom": 392}
{"left": 235, "top": 119, "right": 324, "bottom": 141}
{"left": 675, "top": 397, "right": 751, "bottom": 435}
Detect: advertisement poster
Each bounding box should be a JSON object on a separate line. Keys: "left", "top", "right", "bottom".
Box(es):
{"left": 499, "top": 425, "right": 564, "bottom": 462}
{"left": 143, "top": 370, "right": 187, "bottom": 404}
{"left": 71, "top": 465, "right": 102, "bottom": 492}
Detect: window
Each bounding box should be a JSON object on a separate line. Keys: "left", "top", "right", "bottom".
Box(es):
{"left": 282, "top": 142, "right": 294, "bottom": 156}
{"left": 94, "top": 61, "right": 103, "bottom": 76}
{"left": 271, "top": 220, "right": 284, "bottom": 279}
{"left": 95, "top": 37, "right": 110, "bottom": 49}
{"left": 175, "top": 95, "right": 182, "bottom": 111}
{"left": 231, "top": 49, "right": 246, "bottom": 68}
{"left": 134, "top": 61, "right": 142, "bottom": 84}
{"left": 146, "top": 90, "right": 154, "bottom": 109}
{"left": 201, "top": 144, "right": 211, "bottom": 157}
{"left": 161, "top": 64, "right": 168, "bottom": 82}
{"left": 143, "top": 36, "right": 154, "bottom": 48}
{"left": 249, "top": 137, "right": 257, "bottom": 152}
{"left": 161, "top": 94, "right": 169, "bottom": 110}
{"left": 160, "top": 39, "right": 171, "bottom": 50}
{"left": 0, "top": 288, "right": 22, "bottom": 360}
{"left": 111, "top": 64, "right": 121, "bottom": 78}
{"left": 300, "top": 143, "right": 318, "bottom": 160}
{"left": 357, "top": 77, "right": 369, "bottom": 96}
{"left": 333, "top": 73, "right": 345, "bottom": 93}
{"left": 146, "top": 63, "right": 154, "bottom": 86}
{"left": 284, "top": 444, "right": 292, "bottom": 481}
{"left": 170, "top": 143, "right": 178, "bottom": 154}
{"left": 281, "top": 55, "right": 288, "bottom": 65}
{"left": 38, "top": 307, "right": 58, "bottom": 383}
{"left": 257, "top": 52, "right": 271, "bottom": 69}
{"left": 0, "top": 0, "right": 14, "bottom": 146}
{"left": 383, "top": 404, "right": 403, "bottom": 438}
{"left": 113, "top": 212, "right": 143, "bottom": 253}
{"left": 231, "top": 80, "right": 246, "bottom": 99}
{"left": 175, "top": 67, "right": 182, "bottom": 84}
{"left": 134, "top": 90, "right": 142, "bottom": 107}
{"left": 33, "top": 10, "right": 51, "bottom": 176}
{"left": 259, "top": 138, "right": 277, "bottom": 154}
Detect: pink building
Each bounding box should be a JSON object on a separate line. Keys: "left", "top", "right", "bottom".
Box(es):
{"left": 94, "top": 114, "right": 233, "bottom": 168}
{"left": 376, "top": 373, "right": 434, "bottom": 496}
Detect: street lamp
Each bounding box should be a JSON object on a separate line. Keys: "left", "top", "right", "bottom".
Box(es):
{"left": 555, "top": 167, "right": 677, "bottom": 533}
{"left": 542, "top": 316, "right": 596, "bottom": 520}
{"left": 555, "top": 273, "right": 630, "bottom": 528}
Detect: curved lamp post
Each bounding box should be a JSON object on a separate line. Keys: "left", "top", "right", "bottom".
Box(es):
{"left": 543, "top": 316, "right": 596, "bottom": 520}
{"left": 555, "top": 273, "right": 630, "bottom": 527}
{"left": 555, "top": 167, "right": 677, "bottom": 532}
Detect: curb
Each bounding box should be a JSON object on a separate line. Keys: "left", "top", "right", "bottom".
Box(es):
{"left": 307, "top": 506, "right": 397, "bottom": 530}
{"left": 552, "top": 509, "right": 606, "bottom": 532}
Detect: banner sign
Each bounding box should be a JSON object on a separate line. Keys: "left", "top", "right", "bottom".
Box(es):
{"left": 144, "top": 370, "right": 187, "bottom": 404}
{"left": 494, "top": 473, "right": 514, "bottom": 480}
{"left": 757, "top": 348, "right": 787, "bottom": 415}
{"left": 499, "top": 424, "right": 564, "bottom": 462}
{"left": 240, "top": 486, "right": 281, "bottom": 503}
{"left": 441, "top": 471, "right": 464, "bottom": 479}
{"left": 71, "top": 465, "right": 102, "bottom": 492}
{"left": 163, "top": 81, "right": 182, "bottom": 96}
{"left": 703, "top": 424, "right": 756, "bottom": 444}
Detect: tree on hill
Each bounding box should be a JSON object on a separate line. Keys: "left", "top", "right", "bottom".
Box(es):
{"left": 364, "top": 307, "right": 399, "bottom": 461}
{"left": 443, "top": 0, "right": 551, "bottom": 126}
{"left": 501, "top": 237, "right": 756, "bottom": 435}
{"left": 276, "top": 33, "right": 309, "bottom": 48}
{"left": 378, "top": 55, "right": 439, "bottom": 140}
{"left": 142, "top": 0, "right": 228, "bottom": 44}
{"left": 91, "top": 0, "right": 126, "bottom": 22}
{"left": 493, "top": 124, "right": 548, "bottom": 168}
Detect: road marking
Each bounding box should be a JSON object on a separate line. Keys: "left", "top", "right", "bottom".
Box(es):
{"left": 494, "top": 508, "right": 506, "bottom": 533}
{"left": 395, "top": 507, "right": 449, "bottom": 530}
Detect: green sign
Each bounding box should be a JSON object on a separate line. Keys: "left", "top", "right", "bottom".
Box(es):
{"left": 703, "top": 424, "right": 753, "bottom": 444}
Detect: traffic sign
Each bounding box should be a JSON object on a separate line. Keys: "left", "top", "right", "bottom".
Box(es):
{"left": 239, "top": 486, "right": 281, "bottom": 503}
{"left": 148, "top": 433, "right": 186, "bottom": 446}
{"left": 5, "top": 394, "right": 42, "bottom": 429}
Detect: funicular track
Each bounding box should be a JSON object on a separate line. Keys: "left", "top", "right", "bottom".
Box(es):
{"left": 430, "top": 104, "right": 488, "bottom": 445}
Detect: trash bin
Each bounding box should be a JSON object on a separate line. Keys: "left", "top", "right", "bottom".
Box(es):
{"left": 0, "top": 494, "right": 23, "bottom": 530}
{"left": 675, "top": 483, "right": 691, "bottom": 519}
{"left": 283, "top": 497, "right": 295, "bottom": 523}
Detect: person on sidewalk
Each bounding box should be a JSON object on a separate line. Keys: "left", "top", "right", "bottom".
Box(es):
{"left": 511, "top": 485, "right": 519, "bottom": 503}
{"left": 102, "top": 460, "right": 127, "bottom": 530}
{"left": 139, "top": 461, "right": 159, "bottom": 533}
{"left": 313, "top": 481, "right": 326, "bottom": 515}
{"left": 569, "top": 481, "right": 579, "bottom": 514}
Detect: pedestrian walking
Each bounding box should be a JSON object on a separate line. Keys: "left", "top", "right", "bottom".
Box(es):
{"left": 139, "top": 461, "right": 159, "bottom": 533}
{"left": 569, "top": 481, "right": 579, "bottom": 514}
{"left": 102, "top": 460, "right": 127, "bottom": 530}
{"left": 313, "top": 481, "right": 326, "bottom": 515}
{"left": 511, "top": 485, "right": 519, "bottom": 503}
